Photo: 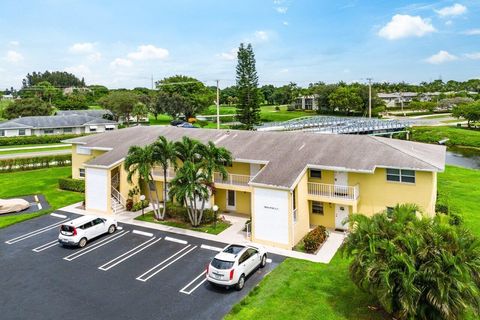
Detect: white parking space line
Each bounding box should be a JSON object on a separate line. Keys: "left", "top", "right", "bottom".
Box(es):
{"left": 132, "top": 230, "right": 154, "bottom": 237}
{"left": 5, "top": 219, "right": 70, "bottom": 244}
{"left": 117, "top": 226, "right": 123, "bottom": 231}
{"left": 37, "top": 203, "right": 43, "bottom": 210}
{"left": 136, "top": 245, "right": 197, "bottom": 282}
{"left": 63, "top": 230, "right": 129, "bottom": 261}
{"left": 179, "top": 271, "right": 207, "bottom": 295}
{"left": 50, "top": 213, "right": 67, "bottom": 219}
{"left": 165, "top": 236, "right": 188, "bottom": 245}
{"left": 32, "top": 240, "right": 59, "bottom": 252}
{"left": 99, "top": 237, "right": 162, "bottom": 271}
{"left": 200, "top": 244, "right": 223, "bottom": 252}
{"left": 267, "top": 258, "right": 272, "bottom": 263}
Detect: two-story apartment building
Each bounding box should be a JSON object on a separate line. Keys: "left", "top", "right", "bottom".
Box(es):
{"left": 65, "top": 126, "right": 445, "bottom": 250}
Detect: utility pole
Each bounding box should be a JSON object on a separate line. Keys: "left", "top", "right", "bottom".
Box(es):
{"left": 216, "top": 80, "right": 220, "bottom": 129}
{"left": 366, "top": 78, "right": 373, "bottom": 118}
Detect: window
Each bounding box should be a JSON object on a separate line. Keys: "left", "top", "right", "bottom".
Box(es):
{"left": 386, "top": 168, "right": 416, "bottom": 184}
{"left": 0, "top": 130, "right": 4, "bottom": 136}
{"left": 312, "top": 201, "right": 324, "bottom": 215}
{"left": 211, "top": 258, "right": 234, "bottom": 270}
{"left": 386, "top": 207, "right": 394, "bottom": 218}
{"left": 310, "top": 169, "right": 322, "bottom": 179}
{"left": 105, "top": 125, "right": 115, "bottom": 131}
{"left": 63, "top": 127, "right": 73, "bottom": 133}
{"left": 79, "top": 168, "right": 85, "bottom": 178}
{"left": 239, "top": 251, "right": 251, "bottom": 264}
{"left": 18, "top": 129, "right": 26, "bottom": 136}
{"left": 89, "top": 127, "right": 97, "bottom": 132}
{"left": 44, "top": 129, "right": 54, "bottom": 134}
{"left": 92, "top": 218, "right": 104, "bottom": 225}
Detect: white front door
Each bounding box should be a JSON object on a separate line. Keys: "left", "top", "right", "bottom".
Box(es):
{"left": 227, "top": 190, "right": 236, "bottom": 211}
{"left": 335, "top": 204, "right": 349, "bottom": 230}
{"left": 334, "top": 171, "right": 348, "bottom": 186}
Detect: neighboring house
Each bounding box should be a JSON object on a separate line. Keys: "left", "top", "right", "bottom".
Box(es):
{"left": 65, "top": 126, "right": 445, "bottom": 250}
{"left": 63, "top": 87, "right": 91, "bottom": 95}
{"left": 0, "top": 115, "right": 117, "bottom": 137}
{"left": 1, "top": 94, "right": 14, "bottom": 100}
{"left": 56, "top": 109, "right": 113, "bottom": 119}
{"left": 294, "top": 95, "right": 319, "bottom": 111}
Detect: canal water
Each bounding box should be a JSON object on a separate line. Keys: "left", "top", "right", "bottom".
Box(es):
{"left": 445, "top": 146, "right": 480, "bottom": 169}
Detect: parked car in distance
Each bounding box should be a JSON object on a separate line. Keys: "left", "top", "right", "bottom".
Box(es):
{"left": 176, "top": 122, "right": 195, "bottom": 128}
{"left": 170, "top": 119, "right": 185, "bottom": 126}
{"left": 58, "top": 215, "right": 117, "bottom": 248}
{"left": 206, "top": 244, "right": 267, "bottom": 290}
{"left": 0, "top": 198, "right": 30, "bottom": 214}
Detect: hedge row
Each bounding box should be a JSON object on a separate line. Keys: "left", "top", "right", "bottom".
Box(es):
{"left": 303, "top": 226, "right": 328, "bottom": 253}
{"left": 58, "top": 177, "right": 85, "bottom": 192}
{"left": 0, "top": 134, "right": 83, "bottom": 146}
{"left": 0, "top": 154, "right": 71, "bottom": 172}
{"left": 165, "top": 202, "right": 215, "bottom": 223}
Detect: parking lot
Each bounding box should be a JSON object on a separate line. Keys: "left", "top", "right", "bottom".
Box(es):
{"left": 0, "top": 211, "right": 284, "bottom": 320}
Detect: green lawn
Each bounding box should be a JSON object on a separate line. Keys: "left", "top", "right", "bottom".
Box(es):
{"left": 0, "top": 143, "right": 69, "bottom": 150}
{"left": 260, "top": 105, "right": 317, "bottom": 122}
{"left": 227, "top": 165, "right": 480, "bottom": 320}
{"left": 0, "top": 146, "right": 71, "bottom": 156}
{"left": 149, "top": 114, "right": 172, "bottom": 125}
{"left": 0, "top": 167, "right": 84, "bottom": 228}
{"left": 410, "top": 126, "right": 480, "bottom": 148}
{"left": 135, "top": 211, "right": 231, "bottom": 235}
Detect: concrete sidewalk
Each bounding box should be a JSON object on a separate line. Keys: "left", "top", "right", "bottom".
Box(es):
{"left": 59, "top": 202, "right": 345, "bottom": 263}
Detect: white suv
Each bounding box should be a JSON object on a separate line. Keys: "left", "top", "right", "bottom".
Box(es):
{"left": 58, "top": 216, "right": 117, "bottom": 248}
{"left": 206, "top": 244, "right": 267, "bottom": 290}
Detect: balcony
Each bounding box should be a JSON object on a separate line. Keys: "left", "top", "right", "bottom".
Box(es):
{"left": 214, "top": 172, "right": 253, "bottom": 187}
{"left": 152, "top": 167, "right": 176, "bottom": 180}
{"left": 307, "top": 182, "right": 359, "bottom": 201}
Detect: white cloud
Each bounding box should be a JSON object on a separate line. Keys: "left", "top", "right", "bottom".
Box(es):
{"left": 127, "top": 44, "right": 169, "bottom": 61}
{"left": 435, "top": 3, "right": 467, "bottom": 17}
{"left": 69, "top": 42, "right": 96, "bottom": 54}
{"left": 465, "top": 52, "right": 480, "bottom": 60}
{"left": 276, "top": 7, "right": 288, "bottom": 14}
{"left": 64, "top": 64, "right": 91, "bottom": 75}
{"left": 110, "top": 58, "right": 133, "bottom": 68}
{"left": 426, "top": 50, "right": 458, "bottom": 64}
{"left": 283, "top": 21, "right": 289, "bottom": 26}
{"left": 5, "top": 50, "right": 23, "bottom": 62}
{"left": 378, "top": 14, "right": 435, "bottom": 40}
{"left": 87, "top": 52, "right": 102, "bottom": 62}
{"left": 464, "top": 29, "right": 480, "bottom": 35}
{"left": 445, "top": 20, "right": 453, "bottom": 26}
{"left": 254, "top": 30, "right": 269, "bottom": 42}
{"left": 217, "top": 48, "right": 237, "bottom": 61}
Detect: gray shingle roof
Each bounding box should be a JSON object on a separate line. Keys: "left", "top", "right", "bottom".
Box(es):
{"left": 55, "top": 110, "right": 112, "bottom": 118}
{"left": 64, "top": 126, "right": 446, "bottom": 189}
{"left": 0, "top": 115, "right": 116, "bottom": 130}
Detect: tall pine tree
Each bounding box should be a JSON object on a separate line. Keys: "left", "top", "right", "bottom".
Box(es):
{"left": 235, "top": 43, "right": 260, "bottom": 129}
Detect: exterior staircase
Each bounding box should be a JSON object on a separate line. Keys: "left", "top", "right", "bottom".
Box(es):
{"left": 111, "top": 196, "right": 126, "bottom": 214}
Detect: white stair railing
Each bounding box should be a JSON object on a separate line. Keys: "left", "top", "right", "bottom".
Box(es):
{"left": 111, "top": 186, "right": 126, "bottom": 213}
{"left": 307, "top": 183, "right": 360, "bottom": 200}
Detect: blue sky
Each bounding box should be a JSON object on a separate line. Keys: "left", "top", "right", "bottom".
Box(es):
{"left": 1, "top": 0, "right": 479, "bottom": 89}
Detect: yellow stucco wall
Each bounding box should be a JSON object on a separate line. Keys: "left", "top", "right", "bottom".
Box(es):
{"left": 308, "top": 169, "right": 334, "bottom": 184}
{"left": 293, "top": 173, "right": 310, "bottom": 245}
{"left": 309, "top": 201, "right": 336, "bottom": 228}
{"left": 349, "top": 168, "right": 436, "bottom": 216}
{"left": 71, "top": 146, "right": 106, "bottom": 179}
{"left": 227, "top": 161, "right": 251, "bottom": 175}
{"left": 214, "top": 188, "right": 251, "bottom": 215}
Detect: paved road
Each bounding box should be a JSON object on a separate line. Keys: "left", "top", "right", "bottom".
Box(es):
{"left": 0, "top": 211, "right": 284, "bottom": 320}
{"left": 0, "top": 149, "right": 71, "bottom": 159}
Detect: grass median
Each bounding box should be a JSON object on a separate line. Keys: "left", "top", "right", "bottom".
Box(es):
{"left": 0, "top": 167, "right": 84, "bottom": 228}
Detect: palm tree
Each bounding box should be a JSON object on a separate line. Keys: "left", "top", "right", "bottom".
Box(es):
{"left": 152, "top": 136, "right": 177, "bottom": 219}
{"left": 124, "top": 145, "right": 162, "bottom": 219}
{"left": 342, "top": 204, "right": 480, "bottom": 320}
{"left": 168, "top": 161, "right": 209, "bottom": 227}
{"left": 174, "top": 136, "right": 202, "bottom": 163}
{"left": 199, "top": 140, "right": 232, "bottom": 183}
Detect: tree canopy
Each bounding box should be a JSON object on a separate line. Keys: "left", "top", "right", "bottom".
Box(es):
{"left": 236, "top": 43, "right": 260, "bottom": 129}
{"left": 22, "top": 71, "right": 85, "bottom": 88}
{"left": 99, "top": 91, "right": 139, "bottom": 123}
{"left": 3, "top": 98, "right": 53, "bottom": 119}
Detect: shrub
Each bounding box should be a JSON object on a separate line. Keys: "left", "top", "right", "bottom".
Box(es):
{"left": 303, "top": 226, "right": 328, "bottom": 253}
{"left": 0, "top": 134, "right": 83, "bottom": 146}
{"left": 126, "top": 199, "right": 133, "bottom": 211}
{"left": 165, "top": 202, "right": 215, "bottom": 224}
{"left": 0, "top": 154, "right": 71, "bottom": 172}
{"left": 274, "top": 106, "right": 280, "bottom": 111}
{"left": 58, "top": 177, "right": 85, "bottom": 192}
{"left": 131, "top": 200, "right": 149, "bottom": 212}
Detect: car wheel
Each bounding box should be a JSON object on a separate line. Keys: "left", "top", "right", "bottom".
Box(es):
{"left": 236, "top": 274, "right": 246, "bottom": 291}
{"left": 78, "top": 238, "right": 87, "bottom": 248}
{"left": 260, "top": 254, "right": 267, "bottom": 268}
{"left": 108, "top": 224, "right": 116, "bottom": 234}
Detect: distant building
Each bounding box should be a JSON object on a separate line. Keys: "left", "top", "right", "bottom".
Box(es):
{"left": 63, "top": 87, "right": 91, "bottom": 95}
{"left": 294, "top": 95, "right": 318, "bottom": 111}
{"left": 378, "top": 91, "right": 478, "bottom": 108}
{"left": 0, "top": 115, "right": 118, "bottom": 137}
{"left": 56, "top": 109, "right": 113, "bottom": 119}
{"left": 1, "top": 94, "right": 14, "bottom": 100}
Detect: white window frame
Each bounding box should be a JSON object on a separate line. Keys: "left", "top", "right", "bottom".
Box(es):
{"left": 386, "top": 168, "right": 416, "bottom": 184}
{"left": 18, "top": 129, "right": 26, "bottom": 136}
{"left": 309, "top": 169, "right": 322, "bottom": 179}
{"left": 311, "top": 201, "right": 324, "bottom": 215}
{"left": 79, "top": 168, "right": 85, "bottom": 178}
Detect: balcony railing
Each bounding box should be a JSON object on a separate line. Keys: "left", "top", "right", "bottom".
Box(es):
{"left": 307, "top": 182, "right": 359, "bottom": 201}
{"left": 152, "top": 167, "right": 176, "bottom": 179}
{"left": 214, "top": 172, "right": 253, "bottom": 186}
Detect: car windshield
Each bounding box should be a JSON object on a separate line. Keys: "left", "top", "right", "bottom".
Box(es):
{"left": 60, "top": 225, "right": 74, "bottom": 232}
{"left": 223, "top": 245, "right": 245, "bottom": 255}
{"left": 211, "top": 258, "right": 234, "bottom": 270}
